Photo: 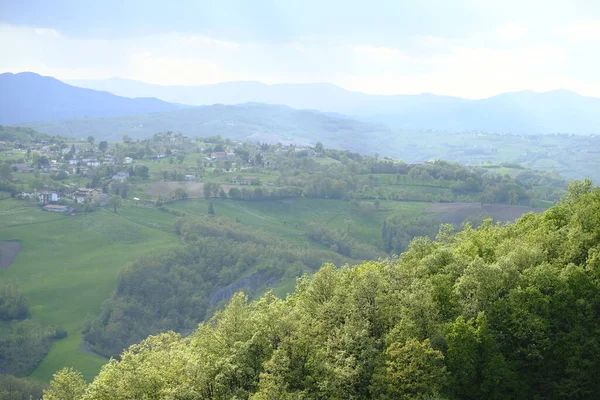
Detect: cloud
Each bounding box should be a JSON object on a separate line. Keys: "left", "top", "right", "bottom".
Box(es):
{"left": 557, "top": 19, "right": 600, "bottom": 41}
{"left": 128, "top": 52, "right": 242, "bottom": 85}
{"left": 33, "top": 28, "right": 61, "bottom": 38}
{"left": 495, "top": 21, "right": 528, "bottom": 42}
{"left": 1, "top": 21, "right": 600, "bottom": 99}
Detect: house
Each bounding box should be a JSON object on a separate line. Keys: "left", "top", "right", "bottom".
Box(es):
{"left": 231, "top": 176, "right": 260, "bottom": 185}
{"left": 184, "top": 175, "right": 196, "bottom": 181}
{"left": 211, "top": 152, "right": 230, "bottom": 162}
{"left": 111, "top": 171, "right": 130, "bottom": 183}
{"left": 74, "top": 188, "right": 101, "bottom": 203}
{"left": 123, "top": 157, "right": 133, "bottom": 164}
{"left": 68, "top": 159, "right": 79, "bottom": 165}
{"left": 42, "top": 204, "right": 72, "bottom": 213}
{"left": 19, "top": 192, "right": 33, "bottom": 199}
{"left": 38, "top": 191, "right": 59, "bottom": 204}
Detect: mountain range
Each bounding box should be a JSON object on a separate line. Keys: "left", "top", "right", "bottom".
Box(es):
{"left": 0, "top": 72, "right": 179, "bottom": 125}
{"left": 67, "top": 77, "right": 600, "bottom": 135}
{"left": 2, "top": 72, "right": 600, "bottom": 136}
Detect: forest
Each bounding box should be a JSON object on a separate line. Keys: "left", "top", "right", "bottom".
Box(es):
{"left": 82, "top": 216, "right": 349, "bottom": 358}
{"left": 39, "top": 179, "right": 600, "bottom": 399}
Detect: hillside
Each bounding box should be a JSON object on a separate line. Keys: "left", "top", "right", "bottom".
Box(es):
{"left": 23, "top": 103, "right": 393, "bottom": 153}
{"left": 69, "top": 77, "right": 600, "bottom": 134}
{"left": 45, "top": 181, "right": 600, "bottom": 399}
{"left": 0, "top": 132, "right": 563, "bottom": 383}
{"left": 0, "top": 72, "right": 180, "bottom": 125}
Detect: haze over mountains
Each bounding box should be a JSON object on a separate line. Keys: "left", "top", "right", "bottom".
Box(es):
{"left": 68, "top": 76, "right": 600, "bottom": 135}
{"left": 2, "top": 72, "right": 600, "bottom": 137}
{"left": 0, "top": 72, "right": 179, "bottom": 125}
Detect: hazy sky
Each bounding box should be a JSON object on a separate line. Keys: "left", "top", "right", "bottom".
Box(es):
{"left": 2, "top": 0, "right": 600, "bottom": 98}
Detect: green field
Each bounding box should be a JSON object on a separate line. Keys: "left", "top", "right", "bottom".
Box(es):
{"left": 171, "top": 197, "right": 429, "bottom": 247}
{"left": 0, "top": 202, "right": 180, "bottom": 381}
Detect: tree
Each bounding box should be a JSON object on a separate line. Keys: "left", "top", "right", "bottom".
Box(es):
{"left": 122, "top": 135, "right": 132, "bottom": 144}
{"left": 315, "top": 141, "right": 324, "bottom": 154}
{"left": 0, "top": 164, "right": 13, "bottom": 182}
{"left": 43, "top": 367, "right": 87, "bottom": 400}
{"left": 109, "top": 195, "right": 122, "bottom": 213}
{"left": 177, "top": 154, "right": 185, "bottom": 165}
{"left": 87, "top": 136, "right": 95, "bottom": 145}
{"left": 98, "top": 141, "right": 108, "bottom": 153}
{"left": 175, "top": 188, "right": 188, "bottom": 200}
{"left": 203, "top": 182, "right": 213, "bottom": 199}
{"left": 370, "top": 338, "right": 447, "bottom": 399}
{"left": 208, "top": 201, "right": 215, "bottom": 216}
{"left": 134, "top": 165, "right": 149, "bottom": 179}
{"left": 219, "top": 189, "right": 227, "bottom": 199}
{"left": 229, "top": 187, "right": 241, "bottom": 199}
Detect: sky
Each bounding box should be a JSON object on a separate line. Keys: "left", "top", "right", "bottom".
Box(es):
{"left": 1, "top": 0, "right": 600, "bottom": 99}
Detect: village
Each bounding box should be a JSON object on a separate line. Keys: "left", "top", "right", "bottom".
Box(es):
{"left": 0, "top": 129, "right": 322, "bottom": 212}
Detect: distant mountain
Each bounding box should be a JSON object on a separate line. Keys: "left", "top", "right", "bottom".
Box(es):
{"left": 66, "top": 77, "right": 466, "bottom": 119}
{"left": 68, "top": 77, "right": 600, "bottom": 135}
{"left": 23, "top": 103, "right": 393, "bottom": 154}
{"left": 0, "top": 72, "right": 181, "bottom": 125}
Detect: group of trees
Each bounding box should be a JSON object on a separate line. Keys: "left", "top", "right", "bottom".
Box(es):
{"left": 0, "top": 284, "right": 29, "bottom": 320}
{"left": 308, "top": 222, "right": 383, "bottom": 260}
{"left": 0, "top": 284, "right": 61, "bottom": 397}
{"left": 47, "top": 180, "right": 600, "bottom": 399}
{"left": 83, "top": 216, "right": 347, "bottom": 358}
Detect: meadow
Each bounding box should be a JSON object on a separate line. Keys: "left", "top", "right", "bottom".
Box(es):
{"left": 0, "top": 201, "right": 180, "bottom": 381}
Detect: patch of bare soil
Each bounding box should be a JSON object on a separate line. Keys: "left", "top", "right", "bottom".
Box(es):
{"left": 0, "top": 241, "right": 22, "bottom": 268}
{"left": 424, "top": 203, "right": 543, "bottom": 225}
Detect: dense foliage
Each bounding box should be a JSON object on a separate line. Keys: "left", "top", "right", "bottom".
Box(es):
{"left": 0, "top": 284, "right": 62, "bottom": 378}
{"left": 83, "top": 216, "right": 347, "bottom": 357}
{"left": 53, "top": 180, "right": 600, "bottom": 399}
{"left": 381, "top": 215, "right": 441, "bottom": 254}
{"left": 0, "top": 374, "right": 47, "bottom": 400}
{"left": 0, "top": 284, "right": 29, "bottom": 320}
{"left": 0, "top": 125, "right": 47, "bottom": 143}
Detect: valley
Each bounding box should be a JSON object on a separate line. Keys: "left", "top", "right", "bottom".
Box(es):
{"left": 0, "top": 129, "right": 560, "bottom": 382}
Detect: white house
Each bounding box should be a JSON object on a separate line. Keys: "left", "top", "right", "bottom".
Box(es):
{"left": 38, "top": 191, "right": 59, "bottom": 204}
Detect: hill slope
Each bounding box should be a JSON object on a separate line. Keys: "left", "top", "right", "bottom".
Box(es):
{"left": 47, "top": 182, "right": 600, "bottom": 399}
{"left": 0, "top": 72, "right": 180, "bottom": 125}
{"left": 69, "top": 77, "right": 600, "bottom": 134}
{"left": 23, "top": 103, "right": 393, "bottom": 152}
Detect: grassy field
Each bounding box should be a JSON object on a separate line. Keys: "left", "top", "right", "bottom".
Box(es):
{"left": 0, "top": 202, "right": 180, "bottom": 381}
